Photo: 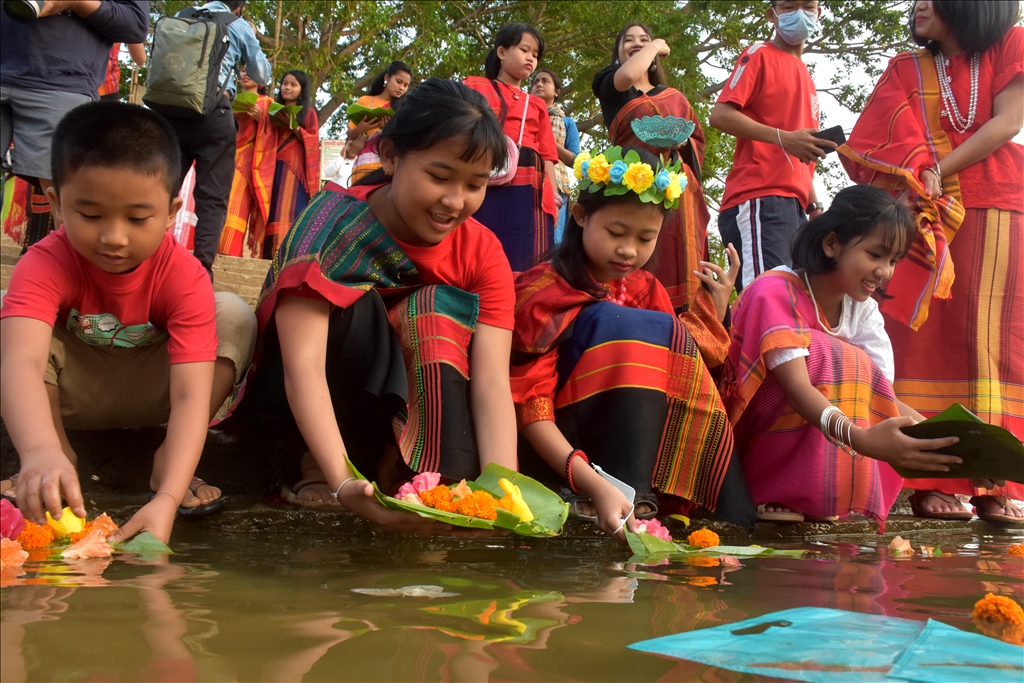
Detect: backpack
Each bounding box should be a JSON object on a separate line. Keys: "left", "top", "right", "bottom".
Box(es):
{"left": 143, "top": 7, "right": 239, "bottom": 119}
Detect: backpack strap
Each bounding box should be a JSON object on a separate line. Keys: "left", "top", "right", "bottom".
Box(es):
{"left": 177, "top": 6, "right": 240, "bottom": 26}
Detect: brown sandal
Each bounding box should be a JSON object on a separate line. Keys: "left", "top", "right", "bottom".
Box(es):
{"left": 970, "top": 496, "right": 1024, "bottom": 526}
{"left": 908, "top": 490, "right": 973, "bottom": 520}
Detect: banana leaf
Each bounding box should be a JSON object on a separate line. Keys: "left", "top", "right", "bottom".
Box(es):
{"left": 897, "top": 403, "right": 1024, "bottom": 481}
{"left": 268, "top": 102, "right": 304, "bottom": 130}
{"left": 230, "top": 91, "right": 258, "bottom": 113}
{"left": 347, "top": 102, "right": 394, "bottom": 123}
{"left": 113, "top": 531, "right": 173, "bottom": 555}
{"left": 626, "top": 531, "right": 806, "bottom": 563}
{"left": 473, "top": 463, "right": 569, "bottom": 536}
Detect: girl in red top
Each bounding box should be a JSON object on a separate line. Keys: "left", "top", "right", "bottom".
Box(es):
{"left": 464, "top": 23, "right": 559, "bottom": 272}
{"left": 238, "top": 79, "right": 518, "bottom": 534}
{"left": 840, "top": 0, "right": 1024, "bottom": 524}
{"left": 512, "top": 145, "right": 754, "bottom": 542}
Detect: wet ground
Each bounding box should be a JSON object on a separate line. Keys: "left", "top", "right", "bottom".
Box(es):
{"left": 3, "top": 423, "right": 1023, "bottom": 682}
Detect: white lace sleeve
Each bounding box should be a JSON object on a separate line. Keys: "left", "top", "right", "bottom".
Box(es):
{"left": 764, "top": 347, "right": 810, "bottom": 371}
{"left": 847, "top": 297, "right": 895, "bottom": 383}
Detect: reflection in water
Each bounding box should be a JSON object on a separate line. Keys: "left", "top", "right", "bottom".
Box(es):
{"left": 0, "top": 531, "right": 1020, "bottom": 682}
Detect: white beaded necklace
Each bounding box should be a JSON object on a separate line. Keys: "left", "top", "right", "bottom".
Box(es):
{"left": 935, "top": 51, "right": 980, "bottom": 134}
{"left": 803, "top": 272, "right": 843, "bottom": 337}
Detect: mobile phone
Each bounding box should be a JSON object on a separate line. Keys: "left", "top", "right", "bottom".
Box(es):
{"left": 592, "top": 464, "right": 636, "bottom": 504}
{"left": 812, "top": 125, "right": 846, "bottom": 152}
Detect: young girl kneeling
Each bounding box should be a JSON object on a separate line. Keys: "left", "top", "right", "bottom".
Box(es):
{"left": 722, "top": 186, "right": 960, "bottom": 526}
{"left": 250, "top": 79, "right": 518, "bottom": 533}
{"left": 511, "top": 146, "right": 755, "bottom": 543}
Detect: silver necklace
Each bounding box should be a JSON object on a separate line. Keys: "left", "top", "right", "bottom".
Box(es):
{"left": 803, "top": 272, "right": 843, "bottom": 337}
{"left": 935, "top": 51, "right": 980, "bottom": 134}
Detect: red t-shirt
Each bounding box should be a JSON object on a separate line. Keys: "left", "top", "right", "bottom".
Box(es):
{"left": 717, "top": 41, "right": 820, "bottom": 211}
{"left": 463, "top": 76, "right": 558, "bottom": 162}
{"left": 346, "top": 184, "right": 516, "bottom": 330}
{"left": 942, "top": 26, "right": 1024, "bottom": 211}
{"left": 0, "top": 228, "right": 217, "bottom": 364}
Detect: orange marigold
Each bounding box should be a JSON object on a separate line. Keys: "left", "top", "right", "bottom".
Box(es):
{"left": 16, "top": 520, "right": 54, "bottom": 550}
{"left": 453, "top": 490, "right": 498, "bottom": 521}
{"left": 686, "top": 556, "right": 720, "bottom": 567}
{"left": 974, "top": 618, "right": 1024, "bottom": 647}
{"left": 1009, "top": 543, "right": 1024, "bottom": 558}
{"left": 420, "top": 485, "right": 458, "bottom": 513}
{"left": 973, "top": 593, "right": 1024, "bottom": 625}
{"left": 69, "top": 514, "right": 119, "bottom": 544}
{"left": 687, "top": 529, "right": 720, "bottom": 550}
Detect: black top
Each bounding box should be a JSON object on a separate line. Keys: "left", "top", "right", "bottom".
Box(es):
{"left": 592, "top": 63, "right": 668, "bottom": 129}
{"left": 1, "top": 1, "right": 149, "bottom": 97}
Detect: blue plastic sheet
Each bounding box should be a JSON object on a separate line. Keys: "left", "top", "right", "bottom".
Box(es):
{"left": 628, "top": 607, "right": 1024, "bottom": 682}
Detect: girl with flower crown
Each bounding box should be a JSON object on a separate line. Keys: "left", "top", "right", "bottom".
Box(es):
{"left": 593, "top": 24, "right": 732, "bottom": 370}
{"left": 511, "top": 146, "right": 755, "bottom": 543}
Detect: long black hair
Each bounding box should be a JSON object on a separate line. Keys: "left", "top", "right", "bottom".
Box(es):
{"left": 790, "top": 185, "right": 916, "bottom": 275}
{"left": 276, "top": 69, "right": 311, "bottom": 119}
{"left": 911, "top": 0, "right": 1020, "bottom": 56}
{"left": 368, "top": 60, "right": 412, "bottom": 97}
{"left": 552, "top": 146, "right": 665, "bottom": 298}
{"left": 610, "top": 23, "right": 667, "bottom": 88}
{"left": 354, "top": 78, "right": 508, "bottom": 186}
{"left": 484, "top": 23, "right": 546, "bottom": 80}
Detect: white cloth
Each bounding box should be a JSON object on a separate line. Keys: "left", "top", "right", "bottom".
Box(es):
{"left": 762, "top": 266, "right": 895, "bottom": 382}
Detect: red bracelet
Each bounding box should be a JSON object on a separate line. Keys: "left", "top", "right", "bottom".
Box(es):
{"left": 565, "top": 449, "right": 589, "bottom": 494}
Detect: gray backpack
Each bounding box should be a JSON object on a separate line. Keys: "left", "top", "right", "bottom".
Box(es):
{"left": 143, "top": 7, "right": 239, "bottom": 119}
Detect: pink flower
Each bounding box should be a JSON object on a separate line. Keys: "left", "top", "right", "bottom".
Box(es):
{"left": 720, "top": 555, "right": 742, "bottom": 567}
{"left": 635, "top": 518, "right": 672, "bottom": 541}
{"left": 0, "top": 499, "right": 25, "bottom": 541}
{"left": 61, "top": 529, "right": 113, "bottom": 560}
{"left": 401, "top": 493, "right": 424, "bottom": 506}
{"left": 397, "top": 472, "right": 441, "bottom": 499}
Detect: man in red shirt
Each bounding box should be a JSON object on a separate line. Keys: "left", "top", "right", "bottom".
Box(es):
{"left": 0, "top": 102, "right": 256, "bottom": 543}
{"left": 709, "top": 0, "right": 837, "bottom": 292}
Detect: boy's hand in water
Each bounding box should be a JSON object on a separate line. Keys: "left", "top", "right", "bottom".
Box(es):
{"left": 15, "top": 448, "right": 86, "bottom": 525}
{"left": 339, "top": 479, "right": 493, "bottom": 538}
{"left": 108, "top": 493, "right": 178, "bottom": 545}
{"left": 852, "top": 416, "right": 961, "bottom": 471}
{"left": 694, "top": 243, "right": 740, "bottom": 322}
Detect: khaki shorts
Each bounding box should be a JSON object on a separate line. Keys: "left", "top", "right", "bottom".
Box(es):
{"left": 43, "top": 292, "right": 256, "bottom": 430}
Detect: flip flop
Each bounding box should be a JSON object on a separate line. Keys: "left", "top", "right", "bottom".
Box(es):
{"left": 634, "top": 492, "right": 660, "bottom": 520}
{"left": 970, "top": 496, "right": 1024, "bottom": 526}
{"left": 281, "top": 478, "right": 343, "bottom": 510}
{"left": 755, "top": 503, "right": 804, "bottom": 523}
{"left": 149, "top": 477, "right": 230, "bottom": 516}
{"left": 908, "top": 490, "right": 973, "bottom": 521}
{"left": 560, "top": 489, "right": 597, "bottom": 523}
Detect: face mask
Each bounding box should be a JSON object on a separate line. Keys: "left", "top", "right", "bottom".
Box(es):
{"left": 775, "top": 8, "right": 818, "bottom": 46}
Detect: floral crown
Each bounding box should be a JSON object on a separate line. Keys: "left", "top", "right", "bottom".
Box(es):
{"left": 573, "top": 146, "right": 687, "bottom": 210}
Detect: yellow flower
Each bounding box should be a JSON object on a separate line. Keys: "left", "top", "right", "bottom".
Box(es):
{"left": 46, "top": 508, "right": 85, "bottom": 539}
{"left": 496, "top": 478, "right": 533, "bottom": 523}
{"left": 664, "top": 172, "right": 683, "bottom": 202}
{"left": 573, "top": 151, "right": 591, "bottom": 179}
{"left": 622, "top": 162, "right": 654, "bottom": 194}
{"left": 587, "top": 154, "right": 611, "bottom": 184}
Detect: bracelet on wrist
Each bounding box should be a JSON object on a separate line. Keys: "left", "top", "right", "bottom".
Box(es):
{"left": 565, "top": 449, "right": 590, "bottom": 494}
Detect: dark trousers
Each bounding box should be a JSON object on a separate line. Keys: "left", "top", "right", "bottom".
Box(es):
{"left": 165, "top": 98, "right": 236, "bottom": 275}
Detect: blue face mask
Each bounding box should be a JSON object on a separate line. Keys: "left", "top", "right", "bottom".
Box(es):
{"left": 775, "top": 8, "right": 818, "bottom": 46}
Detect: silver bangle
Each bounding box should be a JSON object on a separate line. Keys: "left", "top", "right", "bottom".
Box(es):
{"left": 330, "top": 477, "right": 358, "bottom": 504}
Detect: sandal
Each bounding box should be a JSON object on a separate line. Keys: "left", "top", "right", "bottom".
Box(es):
{"left": 560, "top": 489, "right": 597, "bottom": 523}
{"left": 970, "top": 496, "right": 1024, "bottom": 526}
{"left": 908, "top": 490, "right": 973, "bottom": 521}
{"left": 150, "top": 477, "right": 230, "bottom": 516}
{"left": 281, "top": 478, "right": 342, "bottom": 511}
{"left": 634, "top": 492, "right": 660, "bottom": 520}
{"left": 755, "top": 503, "right": 804, "bottom": 523}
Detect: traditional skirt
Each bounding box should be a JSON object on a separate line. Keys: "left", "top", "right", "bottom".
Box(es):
{"left": 735, "top": 331, "right": 904, "bottom": 524}
{"left": 472, "top": 147, "right": 554, "bottom": 272}
{"left": 519, "top": 301, "right": 754, "bottom": 527}
{"left": 261, "top": 156, "right": 311, "bottom": 260}
{"left": 886, "top": 207, "right": 1024, "bottom": 498}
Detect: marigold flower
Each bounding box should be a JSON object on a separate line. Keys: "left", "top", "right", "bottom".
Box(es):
{"left": 622, "top": 162, "right": 654, "bottom": 194}
{"left": 420, "top": 485, "right": 457, "bottom": 513}
{"left": 573, "top": 151, "right": 591, "bottom": 179}
{"left": 686, "top": 556, "right": 720, "bottom": 567}
{"left": 664, "top": 173, "right": 684, "bottom": 202}
{"left": 587, "top": 154, "right": 611, "bottom": 184}
{"left": 16, "top": 520, "right": 54, "bottom": 550}
{"left": 1, "top": 538, "right": 28, "bottom": 569}
{"left": 687, "top": 528, "right": 720, "bottom": 549}
{"left": 974, "top": 618, "right": 1024, "bottom": 646}
{"left": 453, "top": 490, "right": 498, "bottom": 521}
{"left": 1008, "top": 543, "right": 1024, "bottom": 557}
{"left": 973, "top": 593, "right": 1024, "bottom": 624}
{"left": 686, "top": 576, "right": 718, "bottom": 587}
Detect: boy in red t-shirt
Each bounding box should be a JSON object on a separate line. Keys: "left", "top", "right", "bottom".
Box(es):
{"left": 0, "top": 102, "right": 257, "bottom": 544}
{"left": 709, "top": 0, "right": 837, "bottom": 293}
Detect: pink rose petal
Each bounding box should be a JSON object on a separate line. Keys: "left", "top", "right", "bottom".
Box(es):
{"left": 0, "top": 499, "right": 25, "bottom": 541}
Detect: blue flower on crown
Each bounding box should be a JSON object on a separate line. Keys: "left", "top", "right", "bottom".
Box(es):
{"left": 608, "top": 160, "right": 628, "bottom": 185}
{"left": 580, "top": 160, "right": 590, "bottom": 176}
{"left": 654, "top": 168, "right": 671, "bottom": 191}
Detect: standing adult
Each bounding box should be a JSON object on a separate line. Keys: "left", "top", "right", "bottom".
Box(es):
{"left": 709, "top": 0, "right": 836, "bottom": 293}
{"left": 97, "top": 42, "right": 146, "bottom": 101}
{"left": 253, "top": 69, "right": 320, "bottom": 260}
{"left": 163, "top": 0, "right": 271, "bottom": 275}
{"left": 530, "top": 69, "right": 579, "bottom": 243}
{"left": 840, "top": 0, "right": 1023, "bottom": 524}
{"left": 346, "top": 61, "right": 411, "bottom": 153}
{"left": 1, "top": 0, "right": 149, "bottom": 247}
{"left": 593, "top": 23, "right": 735, "bottom": 368}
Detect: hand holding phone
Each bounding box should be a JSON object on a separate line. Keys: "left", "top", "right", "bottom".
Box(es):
{"left": 811, "top": 125, "right": 846, "bottom": 154}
